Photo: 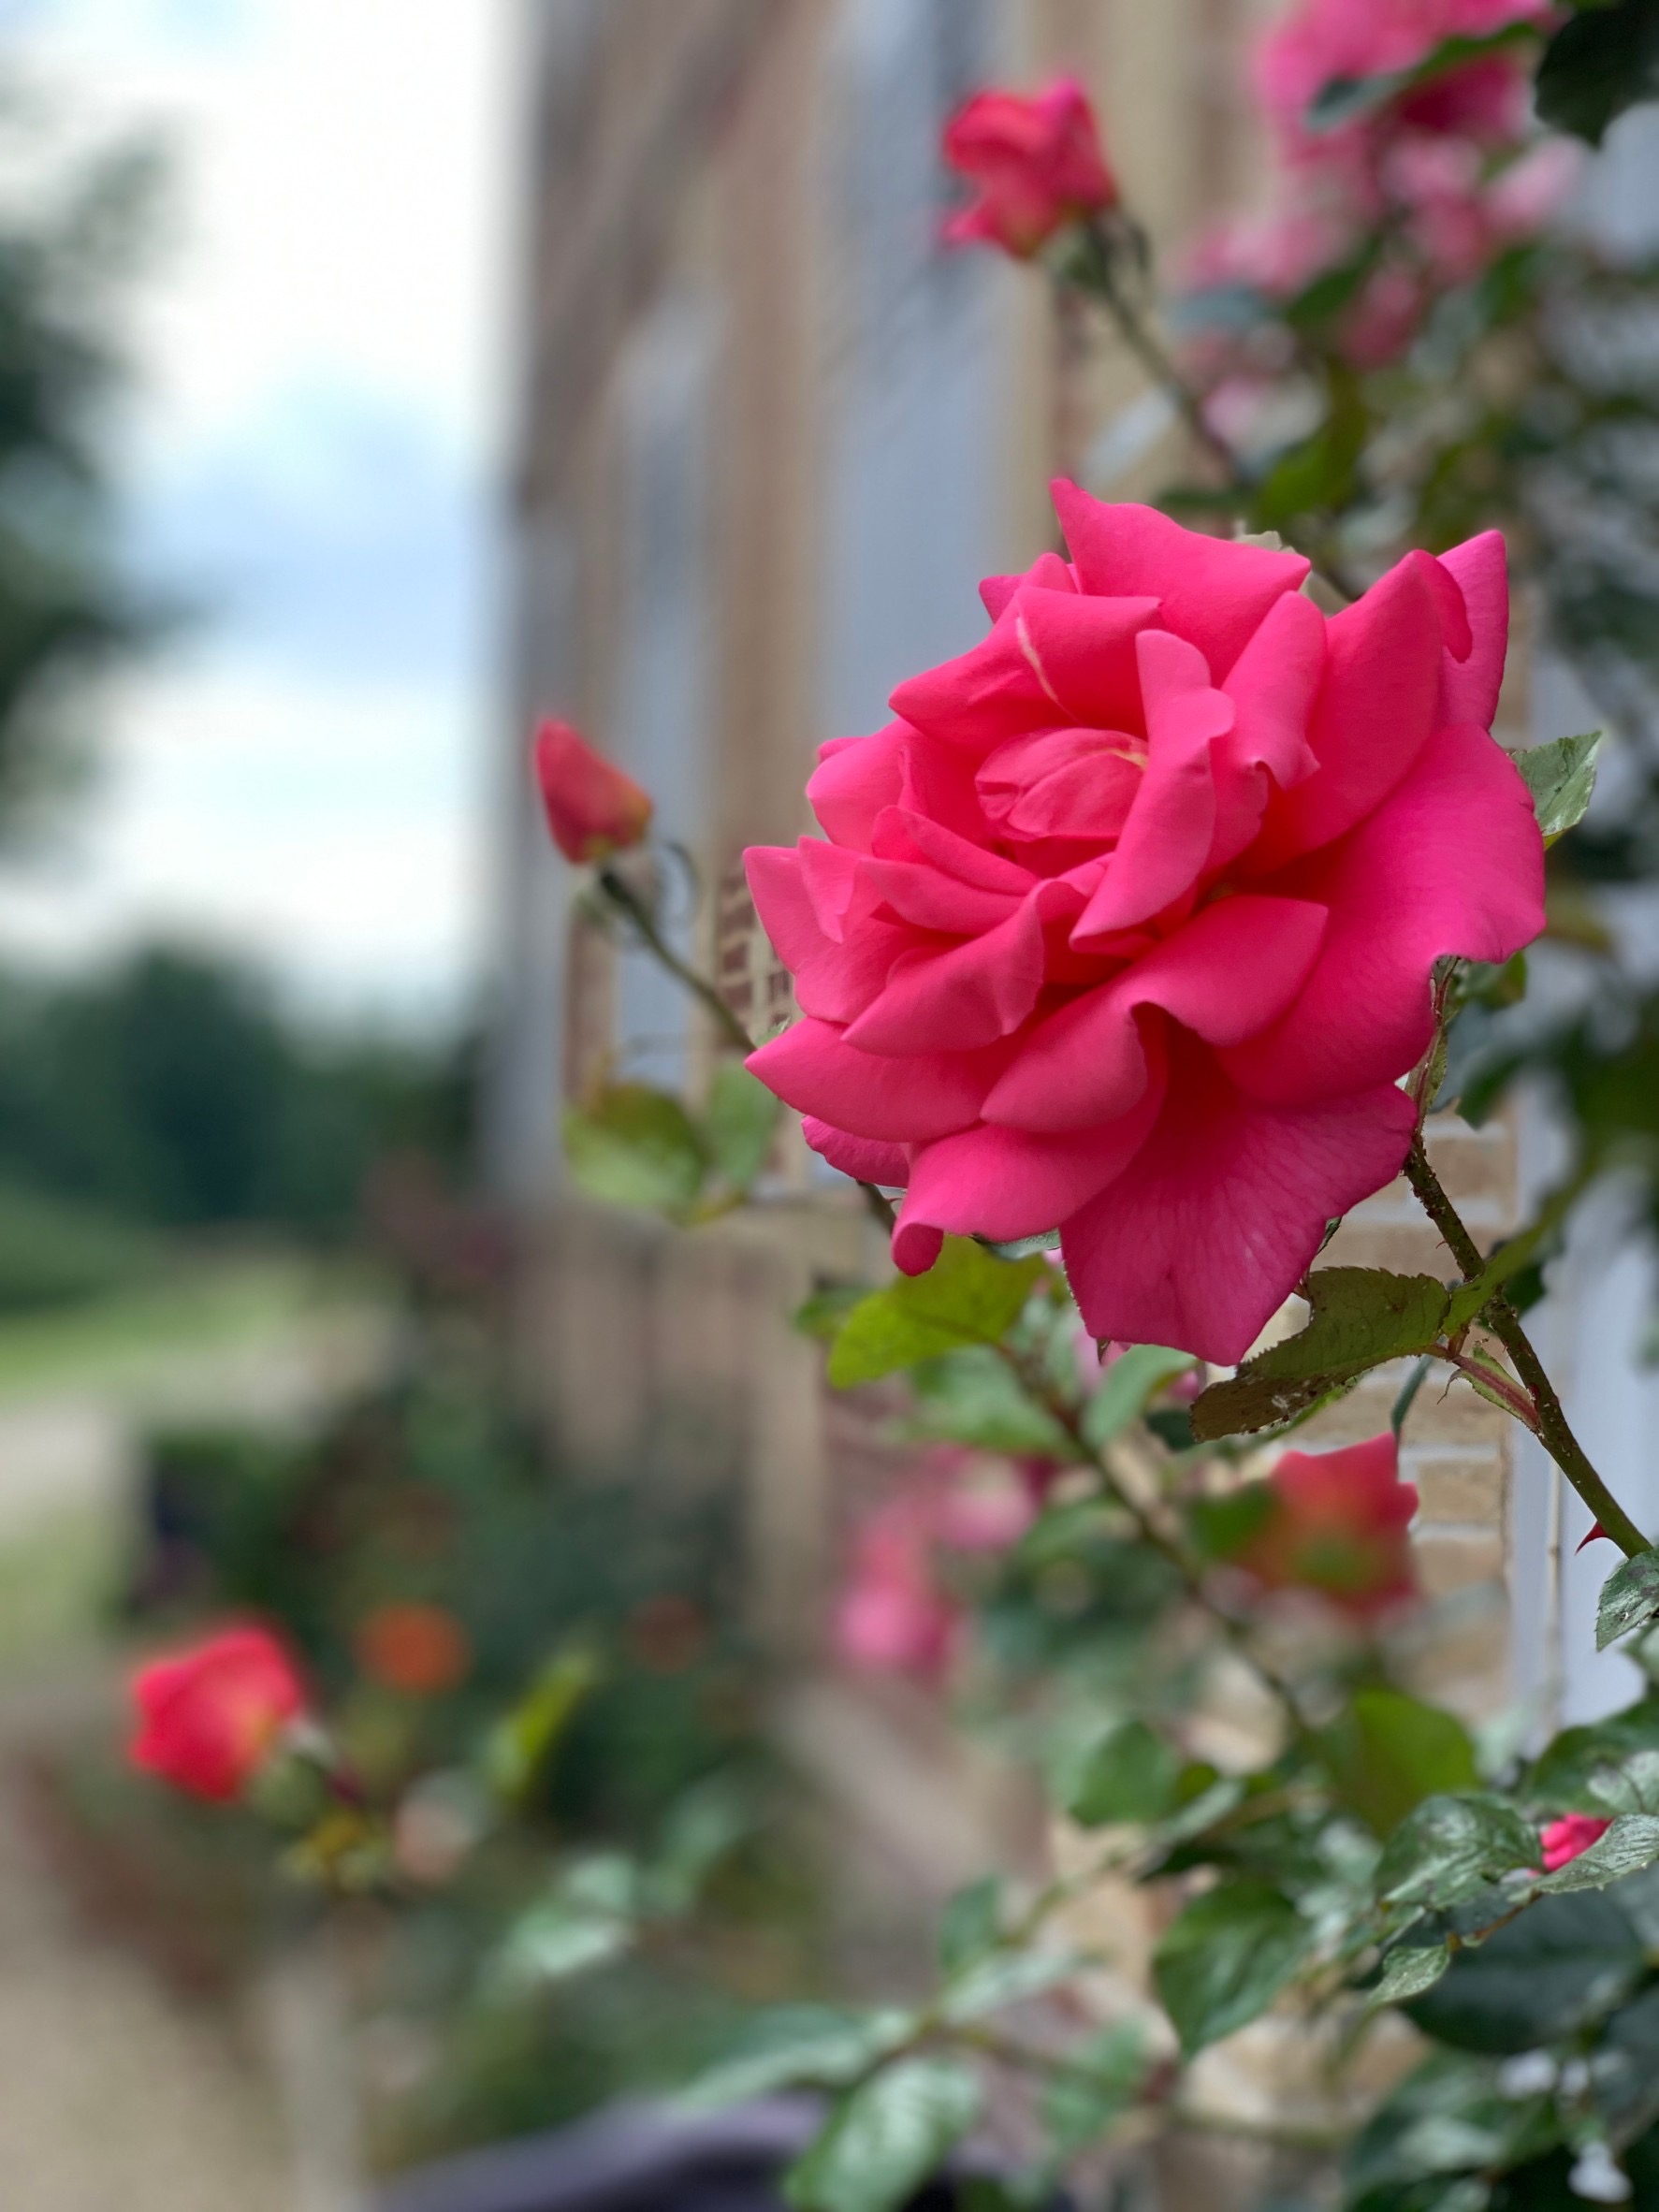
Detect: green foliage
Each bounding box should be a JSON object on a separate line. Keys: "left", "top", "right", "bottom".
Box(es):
{"left": 1406, "top": 1892, "right": 1644, "bottom": 2055}
{"left": 1153, "top": 1881, "right": 1314, "bottom": 2053}
{"left": 938, "top": 1875, "right": 1003, "bottom": 1975}
{"left": 1535, "top": 0, "right": 1659, "bottom": 143}
{"left": 826, "top": 1240, "right": 1048, "bottom": 1389}
{"left": 1039, "top": 2023, "right": 1150, "bottom": 2157}
{"left": 682, "top": 2007, "right": 913, "bottom": 2111}
{"left": 1322, "top": 1691, "right": 1480, "bottom": 1840}
{"left": 1597, "top": 1550, "right": 1659, "bottom": 1652}
{"left": 564, "top": 1086, "right": 706, "bottom": 1215}
{"left": 1193, "top": 1270, "right": 1450, "bottom": 1440}
{"left": 1513, "top": 731, "right": 1603, "bottom": 847}
{"left": 906, "top": 1346, "right": 1074, "bottom": 1458}
{"left": 1062, "top": 1718, "right": 1183, "bottom": 1829}
{"left": 1082, "top": 1344, "right": 1197, "bottom": 1448}
{"left": 701, "top": 1062, "right": 782, "bottom": 1191}
{"left": 784, "top": 2059, "right": 982, "bottom": 2212}
{"left": 1374, "top": 1795, "right": 1540, "bottom": 1914}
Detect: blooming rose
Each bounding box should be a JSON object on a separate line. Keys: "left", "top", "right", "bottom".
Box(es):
{"left": 1259, "top": 0, "right": 1558, "bottom": 173}
{"left": 942, "top": 80, "right": 1117, "bottom": 258}
{"left": 1540, "top": 1812, "right": 1612, "bottom": 1872}
{"left": 533, "top": 717, "right": 653, "bottom": 864}
{"left": 1234, "top": 1433, "right": 1419, "bottom": 1614}
{"left": 745, "top": 488, "right": 1543, "bottom": 1361}
{"left": 129, "top": 1623, "right": 307, "bottom": 1802}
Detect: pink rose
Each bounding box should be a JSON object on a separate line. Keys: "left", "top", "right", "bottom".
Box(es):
{"left": 744, "top": 488, "right": 1543, "bottom": 1363}
{"left": 835, "top": 1502, "right": 960, "bottom": 1679}
{"left": 941, "top": 80, "right": 1117, "bottom": 258}
{"left": 1259, "top": 0, "right": 1556, "bottom": 170}
{"left": 1234, "top": 1433, "right": 1419, "bottom": 1615}
{"left": 1540, "top": 1812, "right": 1612, "bottom": 1873}
{"left": 532, "top": 718, "right": 653, "bottom": 865}
{"left": 129, "top": 1623, "right": 308, "bottom": 1803}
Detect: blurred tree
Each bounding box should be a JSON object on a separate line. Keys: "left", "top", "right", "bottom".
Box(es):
{"left": 0, "top": 93, "right": 163, "bottom": 832}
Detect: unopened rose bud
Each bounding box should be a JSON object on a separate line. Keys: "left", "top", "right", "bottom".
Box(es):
{"left": 941, "top": 78, "right": 1117, "bottom": 258}
{"left": 532, "top": 718, "right": 652, "bottom": 865}
{"left": 129, "top": 1623, "right": 308, "bottom": 1803}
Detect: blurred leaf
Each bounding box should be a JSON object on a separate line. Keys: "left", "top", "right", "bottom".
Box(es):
{"left": 1153, "top": 1882, "right": 1314, "bottom": 2054}
{"left": 563, "top": 1085, "right": 706, "bottom": 1215}
{"left": 682, "top": 2005, "right": 914, "bottom": 2111}
{"left": 1375, "top": 1795, "right": 1540, "bottom": 1912}
{"left": 785, "top": 2059, "right": 982, "bottom": 2212}
{"left": 1513, "top": 731, "right": 1603, "bottom": 846}
{"left": 908, "top": 1346, "right": 1073, "bottom": 1458}
{"left": 1345, "top": 2049, "right": 1561, "bottom": 2200}
{"left": 489, "top": 1867, "right": 634, "bottom": 1991}
{"left": 1406, "top": 1891, "right": 1642, "bottom": 2052}
{"left": 702, "top": 1061, "right": 781, "bottom": 1192}
{"left": 1040, "top": 2022, "right": 1149, "bottom": 2156}
{"left": 939, "top": 1948, "right": 1078, "bottom": 2025}
{"left": 939, "top": 1875, "right": 1003, "bottom": 1976}
{"left": 1597, "top": 1549, "right": 1659, "bottom": 1652}
{"left": 1143, "top": 1406, "right": 1195, "bottom": 1451}
{"left": 1186, "top": 1481, "right": 1278, "bottom": 1562}
{"left": 1529, "top": 1695, "right": 1659, "bottom": 1812}
{"left": 1082, "top": 1345, "right": 1198, "bottom": 1449}
{"left": 647, "top": 1778, "right": 756, "bottom": 1915}
{"left": 827, "top": 1240, "right": 1047, "bottom": 1389}
{"left": 484, "top": 1643, "right": 604, "bottom": 1806}
{"left": 1323, "top": 1690, "right": 1479, "bottom": 1839}
{"left": 1064, "top": 1719, "right": 1183, "bottom": 1829}
{"left": 1536, "top": 0, "right": 1659, "bottom": 144}
{"left": 1192, "top": 1270, "right": 1448, "bottom": 1441}
{"left": 795, "top": 1285, "right": 867, "bottom": 1340}
{"left": 1371, "top": 1941, "right": 1451, "bottom": 2009}
{"left": 1307, "top": 24, "right": 1543, "bottom": 130}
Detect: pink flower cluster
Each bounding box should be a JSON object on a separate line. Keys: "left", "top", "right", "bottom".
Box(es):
{"left": 834, "top": 1451, "right": 1039, "bottom": 1681}
{"left": 1186, "top": 0, "right": 1575, "bottom": 377}
{"left": 746, "top": 486, "right": 1542, "bottom": 1363}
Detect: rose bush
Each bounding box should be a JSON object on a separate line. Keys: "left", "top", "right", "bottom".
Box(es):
{"left": 745, "top": 487, "right": 1543, "bottom": 1361}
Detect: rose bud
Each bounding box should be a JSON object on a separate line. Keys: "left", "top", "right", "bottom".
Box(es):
{"left": 129, "top": 1623, "right": 308, "bottom": 1803}
{"left": 1540, "top": 1812, "right": 1612, "bottom": 1873}
{"left": 942, "top": 79, "right": 1117, "bottom": 258}
{"left": 532, "top": 718, "right": 652, "bottom": 864}
{"left": 1236, "top": 1433, "right": 1419, "bottom": 1615}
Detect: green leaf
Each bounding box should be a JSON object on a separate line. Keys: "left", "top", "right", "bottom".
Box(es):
{"left": 907, "top": 1346, "right": 1073, "bottom": 1458}
{"left": 795, "top": 1285, "right": 868, "bottom": 1340}
{"left": 939, "top": 1876, "right": 1003, "bottom": 1976}
{"left": 785, "top": 2059, "right": 982, "bottom": 2212}
{"left": 827, "top": 1240, "right": 1048, "bottom": 1389}
{"left": 1375, "top": 1794, "right": 1540, "bottom": 1913}
{"left": 563, "top": 1084, "right": 706, "bottom": 1215}
{"left": 484, "top": 1643, "right": 604, "bottom": 1805}
{"left": 1063, "top": 1719, "right": 1183, "bottom": 1829}
{"left": 702, "top": 1061, "right": 781, "bottom": 1191}
{"left": 1081, "top": 1345, "right": 1198, "bottom": 1449}
{"left": 1153, "top": 1882, "right": 1314, "bottom": 2054}
{"left": 1371, "top": 1941, "right": 1451, "bottom": 2009}
{"left": 1529, "top": 1695, "right": 1659, "bottom": 1812}
{"left": 939, "top": 1948, "right": 1078, "bottom": 2025}
{"left": 1192, "top": 1269, "right": 1448, "bottom": 1442}
{"left": 1536, "top": 0, "right": 1659, "bottom": 145}
{"left": 1536, "top": 1812, "right": 1659, "bottom": 1892}
{"left": 1040, "top": 2023, "right": 1149, "bottom": 2156}
{"left": 1406, "top": 1890, "right": 1642, "bottom": 2052}
{"left": 682, "top": 2006, "right": 914, "bottom": 2111}
{"left": 1307, "top": 23, "right": 1543, "bottom": 130}
{"left": 1512, "top": 738, "right": 1601, "bottom": 849}
{"left": 1322, "top": 1690, "right": 1480, "bottom": 1839}
{"left": 488, "top": 1855, "right": 637, "bottom": 1990}
{"left": 1598, "top": 1549, "right": 1659, "bottom": 1652}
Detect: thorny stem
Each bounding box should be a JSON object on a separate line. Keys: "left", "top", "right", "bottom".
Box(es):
{"left": 594, "top": 866, "right": 897, "bottom": 1232}
{"left": 1404, "top": 1132, "right": 1648, "bottom": 1560}
{"left": 997, "top": 1341, "right": 1321, "bottom": 1751}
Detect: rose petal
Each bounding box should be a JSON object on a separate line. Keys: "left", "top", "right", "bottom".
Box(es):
{"left": 1061, "top": 1038, "right": 1418, "bottom": 1364}
{"left": 802, "top": 1117, "right": 910, "bottom": 1188}
{"left": 747, "top": 1018, "right": 1013, "bottom": 1142}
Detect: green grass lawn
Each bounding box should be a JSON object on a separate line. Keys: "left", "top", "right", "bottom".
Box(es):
{"left": 0, "top": 1251, "right": 384, "bottom": 1404}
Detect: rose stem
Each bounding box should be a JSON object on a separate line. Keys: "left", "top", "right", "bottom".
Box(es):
{"left": 594, "top": 865, "right": 897, "bottom": 1230}
{"left": 1404, "top": 1132, "right": 1647, "bottom": 1559}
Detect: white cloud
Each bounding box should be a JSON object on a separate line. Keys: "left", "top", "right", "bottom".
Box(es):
{"left": 0, "top": 0, "right": 522, "bottom": 1023}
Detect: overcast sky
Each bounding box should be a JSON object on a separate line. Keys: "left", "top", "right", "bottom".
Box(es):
{"left": 0, "top": 0, "right": 518, "bottom": 1028}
